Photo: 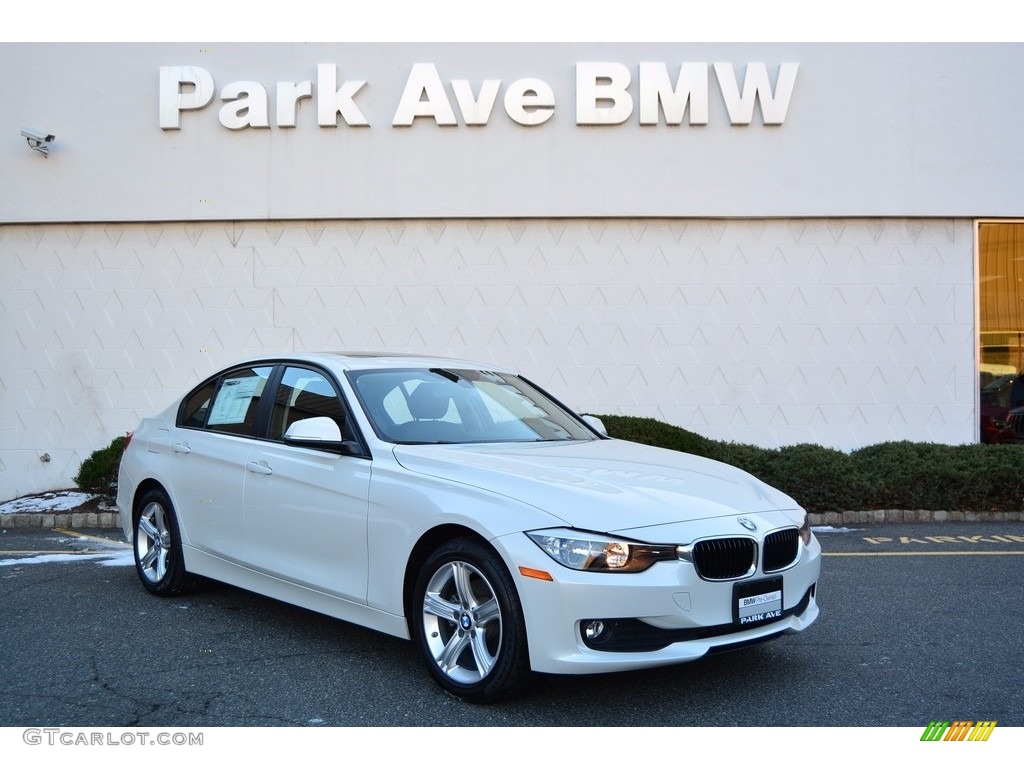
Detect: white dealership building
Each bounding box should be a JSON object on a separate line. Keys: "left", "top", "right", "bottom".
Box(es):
{"left": 1, "top": 42, "right": 1022, "bottom": 501}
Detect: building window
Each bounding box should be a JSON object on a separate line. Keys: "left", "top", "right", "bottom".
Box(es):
{"left": 978, "top": 221, "right": 1024, "bottom": 443}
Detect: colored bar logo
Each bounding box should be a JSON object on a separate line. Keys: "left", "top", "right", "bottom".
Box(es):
{"left": 920, "top": 721, "right": 997, "bottom": 742}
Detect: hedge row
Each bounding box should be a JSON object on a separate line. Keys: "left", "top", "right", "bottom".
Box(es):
{"left": 596, "top": 415, "right": 1024, "bottom": 514}
{"left": 74, "top": 419, "right": 1023, "bottom": 514}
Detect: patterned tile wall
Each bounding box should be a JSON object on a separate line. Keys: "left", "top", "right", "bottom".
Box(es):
{"left": 0, "top": 218, "right": 975, "bottom": 500}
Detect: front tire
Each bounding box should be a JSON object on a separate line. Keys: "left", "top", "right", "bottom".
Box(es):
{"left": 413, "top": 539, "right": 530, "bottom": 703}
{"left": 133, "top": 488, "right": 198, "bottom": 596}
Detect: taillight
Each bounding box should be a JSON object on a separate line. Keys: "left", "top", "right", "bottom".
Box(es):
{"left": 123, "top": 431, "right": 133, "bottom": 451}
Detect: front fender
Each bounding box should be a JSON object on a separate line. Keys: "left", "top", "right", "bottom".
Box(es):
{"left": 365, "top": 462, "right": 563, "bottom": 616}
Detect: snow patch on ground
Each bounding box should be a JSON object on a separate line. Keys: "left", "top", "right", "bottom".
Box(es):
{"left": 0, "top": 550, "right": 135, "bottom": 568}
{"left": 811, "top": 525, "right": 860, "bottom": 533}
{"left": 0, "top": 491, "right": 97, "bottom": 514}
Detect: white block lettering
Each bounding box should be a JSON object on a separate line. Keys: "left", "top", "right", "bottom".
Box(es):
{"left": 639, "top": 62, "right": 709, "bottom": 125}
{"left": 576, "top": 62, "right": 633, "bottom": 125}
{"left": 713, "top": 62, "right": 798, "bottom": 125}
{"left": 504, "top": 78, "right": 555, "bottom": 126}
{"left": 392, "top": 63, "right": 457, "bottom": 126}
{"left": 156, "top": 61, "right": 800, "bottom": 131}
{"left": 317, "top": 64, "right": 369, "bottom": 127}
{"left": 159, "top": 66, "right": 215, "bottom": 130}
{"left": 219, "top": 81, "right": 269, "bottom": 130}
{"left": 451, "top": 79, "right": 501, "bottom": 125}
{"left": 276, "top": 80, "right": 313, "bottom": 128}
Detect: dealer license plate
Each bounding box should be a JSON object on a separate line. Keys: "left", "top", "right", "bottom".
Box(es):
{"left": 733, "top": 577, "right": 784, "bottom": 627}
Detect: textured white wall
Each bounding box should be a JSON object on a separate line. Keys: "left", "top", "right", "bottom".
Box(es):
{"left": 3, "top": 44, "right": 1023, "bottom": 222}
{"left": 0, "top": 217, "right": 975, "bottom": 501}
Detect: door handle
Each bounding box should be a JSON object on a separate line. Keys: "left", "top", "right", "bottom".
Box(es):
{"left": 246, "top": 461, "right": 273, "bottom": 476}
{"left": 172, "top": 442, "right": 191, "bottom": 454}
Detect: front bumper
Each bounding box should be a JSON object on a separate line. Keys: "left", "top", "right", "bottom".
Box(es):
{"left": 494, "top": 527, "right": 821, "bottom": 675}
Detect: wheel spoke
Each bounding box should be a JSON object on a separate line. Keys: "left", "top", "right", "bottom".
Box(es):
{"left": 474, "top": 597, "right": 501, "bottom": 627}
{"left": 423, "top": 591, "right": 459, "bottom": 620}
{"left": 437, "top": 630, "right": 472, "bottom": 674}
{"left": 140, "top": 544, "right": 158, "bottom": 570}
{"left": 151, "top": 504, "right": 168, "bottom": 534}
{"left": 155, "top": 546, "right": 168, "bottom": 581}
{"left": 452, "top": 562, "right": 476, "bottom": 610}
{"left": 138, "top": 517, "right": 159, "bottom": 541}
{"left": 470, "top": 629, "right": 497, "bottom": 676}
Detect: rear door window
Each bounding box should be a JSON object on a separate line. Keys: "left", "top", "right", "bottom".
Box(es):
{"left": 178, "top": 366, "right": 274, "bottom": 436}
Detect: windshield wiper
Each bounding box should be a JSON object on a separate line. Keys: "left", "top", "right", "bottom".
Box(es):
{"left": 429, "top": 368, "right": 464, "bottom": 383}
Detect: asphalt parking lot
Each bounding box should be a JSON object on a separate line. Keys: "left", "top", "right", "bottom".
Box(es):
{"left": 0, "top": 522, "right": 1021, "bottom": 727}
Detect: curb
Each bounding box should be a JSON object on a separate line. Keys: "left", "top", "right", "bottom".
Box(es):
{"left": 808, "top": 510, "right": 1024, "bottom": 525}
{"left": 1, "top": 511, "right": 122, "bottom": 529}
{"left": 2, "top": 510, "right": 1023, "bottom": 530}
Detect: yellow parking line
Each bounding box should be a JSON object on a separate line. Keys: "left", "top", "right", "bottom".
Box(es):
{"left": 52, "top": 528, "right": 130, "bottom": 548}
{"left": 824, "top": 551, "right": 1024, "bottom": 556}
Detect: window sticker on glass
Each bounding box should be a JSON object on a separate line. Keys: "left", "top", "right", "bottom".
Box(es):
{"left": 208, "top": 376, "right": 262, "bottom": 425}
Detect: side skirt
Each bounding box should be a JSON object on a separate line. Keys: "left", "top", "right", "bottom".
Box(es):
{"left": 183, "top": 545, "right": 410, "bottom": 640}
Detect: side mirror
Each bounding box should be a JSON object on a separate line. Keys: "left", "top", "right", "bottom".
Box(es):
{"left": 581, "top": 415, "right": 608, "bottom": 436}
{"left": 283, "top": 417, "right": 359, "bottom": 455}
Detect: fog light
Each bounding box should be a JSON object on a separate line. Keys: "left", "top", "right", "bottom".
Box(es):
{"left": 584, "top": 620, "right": 605, "bottom": 640}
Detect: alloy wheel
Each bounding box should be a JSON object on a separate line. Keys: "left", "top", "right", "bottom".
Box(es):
{"left": 136, "top": 500, "right": 170, "bottom": 584}
{"left": 421, "top": 560, "right": 504, "bottom": 685}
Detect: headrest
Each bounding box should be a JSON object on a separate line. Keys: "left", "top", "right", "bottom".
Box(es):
{"left": 407, "top": 382, "right": 452, "bottom": 421}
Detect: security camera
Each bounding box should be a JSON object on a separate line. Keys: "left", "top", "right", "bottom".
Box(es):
{"left": 21, "top": 127, "right": 55, "bottom": 157}
{"left": 21, "top": 128, "right": 54, "bottom": 142}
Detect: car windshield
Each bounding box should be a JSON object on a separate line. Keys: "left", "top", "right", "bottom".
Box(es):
{"left": 346, "top": 368, "right": 597, "bottom": 444}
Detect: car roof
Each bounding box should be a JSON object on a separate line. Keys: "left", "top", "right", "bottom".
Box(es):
{"left": 236, "top": 351, "right": 514, "bottom": 373}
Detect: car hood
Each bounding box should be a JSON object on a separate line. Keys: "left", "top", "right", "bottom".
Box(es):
{"left": 392, "top": 439, "right": 800, "bottom": 533}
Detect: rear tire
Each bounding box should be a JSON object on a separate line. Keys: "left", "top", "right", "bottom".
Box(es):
{"left": 133, "top": 488, "right": 198, "bottom": 596}
{"left": 412, "top": 538, "right": 531, "bottom": 703}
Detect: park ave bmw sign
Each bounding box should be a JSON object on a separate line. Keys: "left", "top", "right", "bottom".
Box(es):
{"left": 159, "top": 62, "right": 799, "bottom": 130}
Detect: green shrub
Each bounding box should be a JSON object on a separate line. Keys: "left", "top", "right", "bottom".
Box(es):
{"left": 594, "top": 414, "right": 715, "bottom": 457}
{"left": 73, "top": 435, "right": 127, "bottom": 496}
{"left": 759, "top": 443, "right": 865, "bottom": 514}
{"left": 850, "top": 441, "right": 1024, "bottom": 512}
{"left": 597, "top": 414, "right": 1024, "bottom": 513}
{"left": 965, "top": 444, "right": 1024, "bottom": 511}
{"left": 705, "top": 441, "right": 774, "bottom": 481}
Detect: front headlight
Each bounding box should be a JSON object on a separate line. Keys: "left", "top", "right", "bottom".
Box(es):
{"left": 526, "top": 529, "right": 676, "bottom": 573}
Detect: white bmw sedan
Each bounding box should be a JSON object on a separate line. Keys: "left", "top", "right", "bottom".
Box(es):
{"left": 118, "top": 353, "right": 820, "bottom": 702}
